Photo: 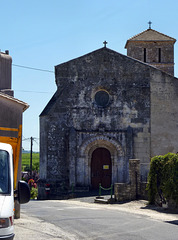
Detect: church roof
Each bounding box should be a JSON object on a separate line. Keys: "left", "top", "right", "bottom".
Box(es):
{"left": 40, "top": 91, "right": 58, "bottom": 116}
{"left": 125, "top": 28, "right": 176, "bottom": 48}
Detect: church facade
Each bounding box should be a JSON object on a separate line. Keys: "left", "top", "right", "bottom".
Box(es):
{"left": 38, "top": 28, "right": 178, "bottom": 199}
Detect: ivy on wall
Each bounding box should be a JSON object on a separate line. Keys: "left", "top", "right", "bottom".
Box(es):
{"left": 147, "top": 153, "right": 178, "bottom": 206}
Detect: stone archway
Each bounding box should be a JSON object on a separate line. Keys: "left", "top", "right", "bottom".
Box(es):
{"left": 77, "top": 135, "right": 125, "bottom": 187}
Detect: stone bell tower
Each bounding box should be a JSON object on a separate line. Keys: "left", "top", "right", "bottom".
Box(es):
{"left": 125, "top": 22, "right": 176, "bottom": 76}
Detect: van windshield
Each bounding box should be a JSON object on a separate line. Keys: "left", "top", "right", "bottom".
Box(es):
{"left": 0, "top": 150, "right": 10, "bottom": 194}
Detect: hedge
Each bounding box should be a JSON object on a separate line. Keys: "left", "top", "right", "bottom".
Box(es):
{"left": 146, "top": 153, "right": 178, "bottom": 206}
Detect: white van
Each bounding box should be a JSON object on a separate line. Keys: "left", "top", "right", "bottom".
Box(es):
{"left": 0, "top": 142, "right": 30, "bottom": 239}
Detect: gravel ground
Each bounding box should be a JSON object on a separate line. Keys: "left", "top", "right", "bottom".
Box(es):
{"left": 62, "top": 198, "right": 178, "bottom": 222}
{"left": 14, "top": 199, "right": 178, "bottom": 240}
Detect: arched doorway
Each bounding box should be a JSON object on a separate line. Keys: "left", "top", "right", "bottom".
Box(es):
{"left": 91, "top": 147, "right": 112, "bottom": 189}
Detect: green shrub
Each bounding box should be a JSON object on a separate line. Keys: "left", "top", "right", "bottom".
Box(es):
{"left": 30, "top": 187, "right": 38, "bottom": 199}
{"left": 28, "top": 178, "right": 38, "bottom": 199}
{"left": 147, "top": 153, "right": 178, "bottom": 206}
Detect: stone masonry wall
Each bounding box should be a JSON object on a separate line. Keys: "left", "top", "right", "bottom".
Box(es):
{"left": 150, "top": 69, "right": 178, "bottom": 156}
{"left": 54, "top": 48, "right": 151, "bottom": 186}
{"left": 114, "top": 159, "right": 142, "bottom": 201}
{"left": 39, "top": 48, "right": 169, "bottom": 199}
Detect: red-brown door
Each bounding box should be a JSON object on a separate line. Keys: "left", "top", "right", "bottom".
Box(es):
{"left": 91, "top": 148, "right": 112, "bottom": 189}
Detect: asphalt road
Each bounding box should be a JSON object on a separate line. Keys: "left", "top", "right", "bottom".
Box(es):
{"left": 14, "top": 199, "right": 178, "bottom": 240}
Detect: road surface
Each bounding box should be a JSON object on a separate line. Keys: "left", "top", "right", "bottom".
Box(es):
{"left": 14, "top": 199, "right": 178, "bottom": 240}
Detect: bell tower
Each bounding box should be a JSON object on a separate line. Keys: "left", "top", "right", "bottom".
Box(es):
{"left": 125, "top": 23, "right": 176, "bottom": 76}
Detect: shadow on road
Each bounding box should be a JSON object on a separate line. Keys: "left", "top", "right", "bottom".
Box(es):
{"left": 140, "top": 204, "right": 178, "bottom": 215}
{"left": 165, "top": 220, "right": 178, "bottom": 225}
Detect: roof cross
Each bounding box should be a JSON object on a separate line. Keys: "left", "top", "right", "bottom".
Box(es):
{"left": 103, "top": 41, "right": 108, "bottom": 48}
{"left": 148, "top": 21, "right": 152, "bottom": 29}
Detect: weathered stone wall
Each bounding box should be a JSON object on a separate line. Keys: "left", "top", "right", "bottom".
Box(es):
{"left": 150, "top": 69, "right": 178, "bottom": 156}
{"left": 55, "top": 49, "right": 152, "bottom": 184}
{"left": 115, "top": 159, "right": 143, "bottom": 201}
{"left": 39, "top": 48, "right": 153, "bottom": 199}
{"left": 39, "top": 114, "right": 70, "bottom": 198}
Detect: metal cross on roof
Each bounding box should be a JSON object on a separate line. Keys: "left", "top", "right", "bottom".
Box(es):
{"left": 103, "top": 41, "right": 108, "bottom": 48}
{"left": 148, "top": 21, "right": 152, "bottom": 29}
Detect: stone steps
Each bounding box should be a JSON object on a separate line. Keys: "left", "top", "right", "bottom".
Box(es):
{"left": 94, "top": 198, "right": 109, "bottom": 204}
{"left": 94, "top": 196, "right": 115, "bottom": 204}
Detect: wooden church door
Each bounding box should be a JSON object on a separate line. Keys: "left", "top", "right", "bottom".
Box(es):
{"left": 91, "top": 148, "right": 112, "bottom": 189}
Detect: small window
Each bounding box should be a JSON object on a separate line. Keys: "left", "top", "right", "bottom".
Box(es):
{"left": 144, "top": 48, "right": 146, "bottom": 62}
{"left": 158, "top": 48, "right": 161, "bottom": 63}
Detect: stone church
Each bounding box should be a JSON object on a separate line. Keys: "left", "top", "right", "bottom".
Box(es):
{"left": 38, "top": 27, "right": 178, "bottom": 199}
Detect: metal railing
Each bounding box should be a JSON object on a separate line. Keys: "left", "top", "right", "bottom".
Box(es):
{"left": 99, "top": 183, "right": 113, "bottom": 199}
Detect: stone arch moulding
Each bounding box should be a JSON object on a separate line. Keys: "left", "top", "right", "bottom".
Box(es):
{"left": 80, "top": 135, "right": 125, "bottom": 157}
{"left": 78, "top": 134, "right": 126, "bottom": 186}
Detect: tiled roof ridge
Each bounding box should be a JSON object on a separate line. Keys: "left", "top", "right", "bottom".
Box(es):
{"left": 127, "top": 28, "right": 176, "bottom": 42}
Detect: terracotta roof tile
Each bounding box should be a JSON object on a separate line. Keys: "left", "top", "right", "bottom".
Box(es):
{"left": 125, "top": 29, "right": 176, "bottom": 48}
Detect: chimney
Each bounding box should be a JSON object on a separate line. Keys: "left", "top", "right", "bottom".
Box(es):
{"left": 5, "top": 50, "right": 9, "bottom": 55}
{"left": 0, "top": 51, "right": 14, "bottom": 96}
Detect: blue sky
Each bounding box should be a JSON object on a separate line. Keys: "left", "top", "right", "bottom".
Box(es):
{"left": 1, "top": 0, "right": 178, "bottom": 151}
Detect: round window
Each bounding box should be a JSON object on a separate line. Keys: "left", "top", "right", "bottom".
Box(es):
{"left": 95, "top": 90, "right": 110, "bottom": 107}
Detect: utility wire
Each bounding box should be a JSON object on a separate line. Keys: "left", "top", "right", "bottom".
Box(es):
{"left": 33, "top": 139, "right": 39, "bottom": 146}
{"left": 12, "top": 64, "right": 81, "bottom": 79}
{"left": 22, "top": 137, "right": 39, "bottom": 141}
{"left": 22, "top": 137, "right": 31, "bottom": 141}
{"left": 12, "top": 64, "right": 54, "bottom": 73}
{"left": 15, "top": 89, "right": 54, "bottom": 94}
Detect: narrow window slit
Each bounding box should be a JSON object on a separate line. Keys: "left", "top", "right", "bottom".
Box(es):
{"left": 144, "top": 48, "right": 146, "bottom": 62}
{"left": 158, "top": 48, "right": 161, "bottom": 63}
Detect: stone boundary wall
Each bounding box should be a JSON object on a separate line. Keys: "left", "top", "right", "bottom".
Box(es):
{"left": 114, "top": 159, "right": 148, "bottom": 201}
